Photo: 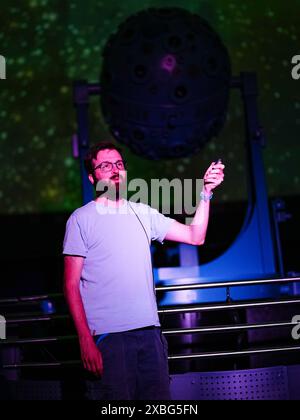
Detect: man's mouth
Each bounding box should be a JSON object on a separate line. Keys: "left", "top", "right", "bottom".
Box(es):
{"left": 110, "top": 174, "right": 120, "bottom": 181}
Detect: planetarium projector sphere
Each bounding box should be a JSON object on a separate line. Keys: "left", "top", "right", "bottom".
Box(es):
{"left": 100, "top": 7, "right": 231, "bottom": 160}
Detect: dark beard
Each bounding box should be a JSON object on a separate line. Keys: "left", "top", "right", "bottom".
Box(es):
{"left": 95, "top": 179, "right": 126, "bottom": 200}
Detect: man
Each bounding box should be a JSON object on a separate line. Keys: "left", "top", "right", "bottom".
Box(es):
{"left": 63, "top": 141, "right": 224, "bottom": 400}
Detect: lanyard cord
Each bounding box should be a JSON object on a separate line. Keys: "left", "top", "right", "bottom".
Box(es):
{"left": 127, "top": 201, "right": 157, "bottom": 298}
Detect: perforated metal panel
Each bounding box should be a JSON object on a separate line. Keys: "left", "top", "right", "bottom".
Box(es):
{"left": 0, "top": 367, "right": 293, "bottom": 399}
{"left": 170, "top": 366, "right": 289, "bottom": 400}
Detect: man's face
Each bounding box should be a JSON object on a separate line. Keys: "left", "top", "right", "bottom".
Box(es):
{"left": 88, "top": 148, "right": 127, "bottom": 193}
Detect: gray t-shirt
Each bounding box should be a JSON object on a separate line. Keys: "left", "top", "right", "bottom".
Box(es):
{"left": 63, "top": 200, "right": 175, "bottom": 335}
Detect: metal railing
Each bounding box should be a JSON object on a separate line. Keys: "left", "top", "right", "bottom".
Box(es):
{"left": 0, "top": 277, "right": 299, "bottom": 305}
{"left": 1, "top": 276, "right": 300, "bottom": 367}
{"left": 3, "top": 345, "right": 300, "bottom": 368}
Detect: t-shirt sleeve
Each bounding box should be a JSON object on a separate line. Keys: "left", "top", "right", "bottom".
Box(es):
{"left": 149, "top": 207, "right": 175, "bottom": 244}
{"left": 62, "top": 213, "right": 88, "bottom": 257}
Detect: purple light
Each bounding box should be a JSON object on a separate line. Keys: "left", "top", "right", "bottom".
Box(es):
{"left": 161, "top": 54, "right": 177, "bottom": 73}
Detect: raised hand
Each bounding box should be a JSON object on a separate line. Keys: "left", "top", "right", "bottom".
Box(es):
{"left": 203, "top": 160, "right": 225, "bottom": 193}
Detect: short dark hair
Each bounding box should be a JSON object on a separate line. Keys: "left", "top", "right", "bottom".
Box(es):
{"left": 84, "top": 141, "right": 124, "bottom": 175}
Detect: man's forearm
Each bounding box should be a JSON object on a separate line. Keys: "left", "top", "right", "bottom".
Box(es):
{"left": 64, "top": 284, "right": 92, "bottom": 340}
{"left": 190, "top": 189, "right": 211, "bottom": 245}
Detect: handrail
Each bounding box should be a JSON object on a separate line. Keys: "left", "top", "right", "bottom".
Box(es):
{"left": 4, "top": 297, "right": 300, "bottom": 323}
{"left": 3, "top": 344, "right": 300, "bottom": 368}
{"left": 0, "top": 321, "right": 297, "bottom": 345}
{"left": 158, "top": 297, "right": 300, "bottom": 314}
{"left": 1, "top": 277, "right": 299, "bottom": 305}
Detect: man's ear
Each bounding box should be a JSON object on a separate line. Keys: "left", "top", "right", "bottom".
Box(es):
{"left": 88, "top": 173, "right": 95, "bottom": 185}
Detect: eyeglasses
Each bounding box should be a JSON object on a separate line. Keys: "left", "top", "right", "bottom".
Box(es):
{"left": 93, "top": 160, "right": 126, "bottom": 173}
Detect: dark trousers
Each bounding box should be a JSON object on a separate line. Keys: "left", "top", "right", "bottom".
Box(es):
{"left": 93, "top": 326, "right": 171, "bottom": 400}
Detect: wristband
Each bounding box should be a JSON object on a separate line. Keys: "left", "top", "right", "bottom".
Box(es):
{"left": 200, "top": 191, "right": 213, "bottom": 201}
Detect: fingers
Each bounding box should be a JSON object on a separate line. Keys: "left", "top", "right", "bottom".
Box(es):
{"left": 91, "top": 357, "right": 103, "bottom": 377}
{"left": 210, "top": 161, "right": 225, "bottom": 169}
{"left": 209, "top": 170, "right": 223, "bottom": 176}
{"left": 204, "top": 165, "right": 225, "bottom": 189}
{"left": 81, "top": 348, "right": 103, "bottom": 377}
{"left": 95, "top": 352, "right": 103, "bottom": 377}
{"left": 83, "top": 357, "right": 92, "bottom": 373}
{"left": 204, "top": 169, "right": 224, "bottom": 181}
{"left": 206, "top": 172, "right": 225, "bottom": 179}
{"left": 204, "top": 161, "right": 217, "bottom": 176}
{"left": 210, "top": 165, "right": 225, "bottom": 174}
{"left": 205, "top": 176, "right": 223, "bottom": 181}
{"left": 83, "top": 356, "right": 103, "bottom": 377}
{"left": 205, "top": 162, "right": 225, "bottom": 175}
{"left": 205, "top": 178, "right": 224, "bottom": 186}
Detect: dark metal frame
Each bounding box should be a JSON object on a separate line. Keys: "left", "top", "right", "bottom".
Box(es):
{"left": 72, "top": 73, "right": 283, "bottom": 292}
